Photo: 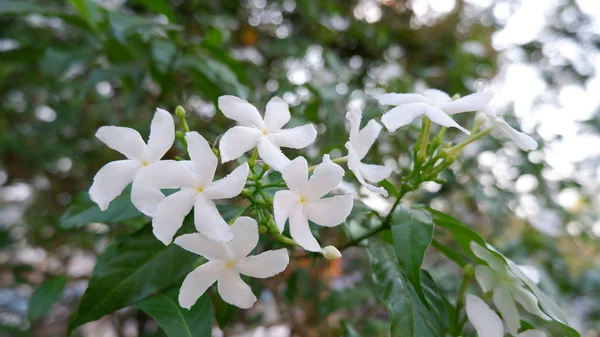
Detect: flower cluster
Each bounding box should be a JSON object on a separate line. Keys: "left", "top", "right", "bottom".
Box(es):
{"left": 89, "top": 87, "right": 537, "bottom": 311}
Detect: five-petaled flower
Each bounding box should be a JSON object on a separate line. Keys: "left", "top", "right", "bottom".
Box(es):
{"left": 470, "top": 242, "right": 550, "bottom": 336}
{"left": 89, "top": 108, "right": 174, "bottom": 216}
{"left": 481, "top": 106, "right": 538, "bottom": 151}
{"left": 137, "top": 131, "right": 249, "bottom": 245}
{"left": 345, "top": 108, "right": 392, "bottom": 196}
{"left": 378, "top": 89, "right": 493, "bottom": 134}
{"left": 218, "top": 95, "right": 318, "bottom": 171}
{"left": 175, "top": 216, "right": 289, "bottom": 309}
{"left": 273, "top": 155, "right": 353, "bottom": 252}
{"left": 466, "top": 294, "right": 547, "bottom": 337}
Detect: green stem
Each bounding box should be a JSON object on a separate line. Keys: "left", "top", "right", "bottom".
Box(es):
{"left": 455, "top": 265, "right": 473, "bottom": 335}
{"left": 175, "top": 106, "right": 190, "bottom": 133}
{"left": 443, "top": 126, "right": 496, "bottom": 156}
{"left": 417, "top": 117, "right": 432, "bottom": 164}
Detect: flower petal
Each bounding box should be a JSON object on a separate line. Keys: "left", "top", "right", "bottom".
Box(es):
{"left": 185, "top": 132, "right": 218, "bottom": 187}
{"left": 96, "top": 126, "right": 148, "bottom": 161}
{"left": 497, "top": 121, "right": 538, "bottom": 151}
{"left": 236, "top": 248, "right": 289, "bottom": 278}
{"left": 89, "top": 160, "right": 141, "bottom": 211}
{"left": 493, "top": 285, "right": 520, "bottom": 336}
{"left": 354, "top": 120, "right": 382, "bottom": 159}
{"left": 219, "top": 126, "right": 262, "bottom": 163}
{"left": 273, "top": 190, "right": 300, "bottom": 232}
{"left": 474, "top": 265, "right": 498, "bottom": 293}
{"left": 194, "top": 197, "right": 233, "bottom": 242}
{"left": 146, "top": 108, "right": 175, "bottom": 163}
{"left": 281, "top": 156, "right": 309, "bottom": 194}
{"left": 227, "top": 216, "right": 259, "bottom": 260}
{"left": 512, "top": 286, "right": 550, "bottom": 320}
{"left": 305, "top": 194, "right": 353, "bottom": 227}
{"left": 345, "top": 108, "right": 362, "bottom": 143}
{"left": 470, "top": 242, "right": 507, "bottom": 272}
{"left": 359, "top": 162, "right": 391, "bottom": 183}
{"left": 136, "top": 160, "right": 197, "bottom": 189}
{"left": 174, "top": 233, "right": 232, "bottom": 262}
{"left": 179, "top": 261, "right": 223, "bottom": 309}
{"left": 204, "top": 163, "right": 249, "bottom": 200}
{"left": 465, "top": 294, "right": 504, "bottom": 337}
{"left": 348, "top": 151, "right": 388, "bottom": 196}
{"left": 218, "top": 95, "right": 265, "bottom": 128}
{"left": 152, "top": 188, "right": 197, "bottom": 245}
{"left": 378, "top": 93, "right": 429, "bottom": 106}
{"left": 264, "top": 96, "right": 290, "bottom": 131}
{"left": 289, "top": 207, "right": 321, "bottom": 252}
{"left": 422, "top": 89, "right": 452, "bottom": 104}
{"left": 257, "top": 137, "right": 290, "bottom": 171}
{"left": 424, "top": 106, "right": 470, "bottom": 134}
{"left": 439, "top": 91, "right": 493, "bottom": 115}
{"left": 131, "top": 178, "right": 165, "bottom": 216}
{"left": 381, "top": 103, "right": 428, "bottom": 132}
{"left": 217, "top": 269, "right": 257, "bottom": 309}
{"left": 268, "top": 124, "right": 318, "bottom": 150}
{"left": 307, "top": 154, "right": 344, "bottom": 200}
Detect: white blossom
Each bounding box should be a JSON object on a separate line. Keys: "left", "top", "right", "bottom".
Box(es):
{"left": 175, "top": 217, "right": 289, "bottom": 309}
{"left": 466, "top": 294, "right": 548, "bottom": 337}
{"left": 89, "top": 108, "right": 174, "bottom": 216}
{"left": 218, "top": 95, "right": 317, "bottom": 171}
{"left": 321, "top": 245, "right": 342, "bottom": 260}
{"left": 137, "top": 132, "right": 249, "bottom": 245}
{"left": 470, "top": 242, "right": 550, "bottom": 336}
{"left": 378, "top": 89, "right": 492, "bottom": 134}
{"left": 481, "top": 107, "right": 538, "bottom": 151}
{"left": 345, "top": 109, "right": 392, "bottom": 196}
{"left": 273, "top": 156, "right": 353, "bottom": 252}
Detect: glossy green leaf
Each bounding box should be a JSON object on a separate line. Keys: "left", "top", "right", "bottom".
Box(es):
{"left": 28, "top": 276, "right": 68, "bottom": 322}
{"left": 68, "top": 223, "right": 197, "bottom": 332}
{"left": 67, "top": 0, "right": 102, "bottom": 30}
{"left": 213, "top": 293, "right": 237, "bottom": 330}
{"left": 390, "top": 206, "right": 434, "bottom": 306}
{"left": 130, "top": 0, "right": 175, "bottom": 21}
{"left": 429, "top": 208, "right": 581, "bottom": 337}
{"left": 367, "top": 239, "right": 446, "bottom": 337}
{"left": 60, "top": 189, "right": 142, "bottom": 229}
{"left": 136, "top": 290, "right": 212, "bottom": 337}
{"left": 0, "top": 0, "right": 61, "bottom": 14}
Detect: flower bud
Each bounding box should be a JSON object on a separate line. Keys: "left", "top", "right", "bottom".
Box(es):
{"left": 258, "top": 225, "right": 267, "bottom": 234}
{"left": 462, "top": 264, "right": 474, "bottom": 277}
{"left": 175, "top": 105, "right": 186, "bottom": 118}
{"left": 321, "top": 245, "right": 342, "bottom": 260}
{"left": 474, "top": 113, "right": 488, "bottom": 125}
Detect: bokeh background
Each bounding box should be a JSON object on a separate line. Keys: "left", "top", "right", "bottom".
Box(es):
{"left": 1, "top": 0, "right": 600, "bottom": 336}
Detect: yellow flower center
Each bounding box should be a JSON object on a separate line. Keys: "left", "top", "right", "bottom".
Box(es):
{"left": 299, "top": 196, "right": 307, "bottom": 204}
{"left": 197, "top": 187, "right": 204, "bottom": 193}
{"left": 225, "top": 261, "right": 234, "bottom": 268}
{"left": 262, "top": 129, "right": 268, "bottom": 135}
{"left": 142, "top": 161, "right": 149, "bottom": 167}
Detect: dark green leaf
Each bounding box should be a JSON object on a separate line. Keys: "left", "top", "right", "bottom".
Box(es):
{"left": 390, "top": 206, "right": 433, "bottom": 306}
{"left": 136, "top": 290, "right": 212, "bottom": 337}
{"left": 0, "top": 0, "right": 61, "bottom": 14}
{"left": 68, "top": 223, "right": 197, "bottom": 332}
{"left": 67, "top": 0, "right": 102, "bottom": 30}
{"left": 130, "top": 0, "right": 175, "bottom": 21}
{"left": 379, "top": 179, "right": 399, "bottom": 198}
{"left": 212, "top": 293, "right": 237, "bottom": 330}
{"left": 60, "top": 189, "right": 142, "bottom": 229}
{"left": 367, "top": 239, "right": 446, "bottom": 337}
{"left": 28, "top": 276, "right": 68, "bottom": 322}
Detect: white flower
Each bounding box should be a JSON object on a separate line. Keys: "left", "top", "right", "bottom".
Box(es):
{"left": 273, "top": 155, "right": 353, "bottom": 252}
{"left": 466, "top": 294, "right": 547, "bottom": 337}
{"left": 481, "top": 107, "right": 538, "bottom": 151}
{"left": 89, "top": 108, "right": 174, "bottom": 216}
{"left": 345, "top": 109, "right": 392, "bottom": 196}
{"left": 137, "top": 131, "right": 249, "bottom": 245}
{"left": 175, "top": 216, "right": 289, "bottom": 309}
{"left": 218, "top": 95, "right": 318, "bottom": 171}
{"left": 470, "top": 242, "right": 550, "bottom": 336}
{"left": 378, "top": 89, "right": 493, "bottom": 134}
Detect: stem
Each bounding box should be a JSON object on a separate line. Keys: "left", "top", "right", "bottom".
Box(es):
{"left": 175, "top": 106, "right": 190, "bottom": 133}
{"left": 273, "top": 233, "right": 298, "bottom": 246}
{"left": 443, "top": 126, "right": 496, "bottom": 156}
{"left": 455, "top": 265, "right": 473, "bottom": 335}
{"left": 308, "top": 156, "right": 348, "bottom": 173}
{"left": 417, "top": 117, "right": 432, "bottom": 164}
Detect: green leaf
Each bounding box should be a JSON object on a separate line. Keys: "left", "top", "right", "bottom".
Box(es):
{"left": 379, "top": 179, "right": 399, "bottom": 198}
{"left": 367, "top": 239, "right": 446, "bottom": 337}
{"left": 60, "top": 189, "right": 142, "bottom": 229}
{"left": 390, "top": 206, "right": 433, "bottom": 306}
{"left": 28, "top": 276, "right": 68, "bottom": 322}
{"left": 429, "top": 208, "right": 581, "bottom": 337}
{"left": 341, "top": 321, "right": 363, "bottom": 337}
{"left": 136, "top": 290, "right": 212, "bottom": 337}
{"left": 68, "top": 223, "right": 197, "bottom": 333}
{"left": 212, "top": 294, "right": 237, "bottom": 330}
{"left": 130, "top": 0, "right": 175, "bottom": 21}
{"left": 68, "top": 0, "right": 102, "bottom": 30}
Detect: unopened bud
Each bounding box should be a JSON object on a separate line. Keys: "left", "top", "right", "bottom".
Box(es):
{"left": 474, "top": 113, "right": 488, "bottom": 125}
{"left": 321, "top": 245, "right": 342, "bottom": 260}
{"left": 175, "top": 105, "right": 186, "bottom": 118}
{"left": 451, "top": 93, "right": 461, "bottom": 100}
{"left": 462, "top": 264, "right": 474, "bottom": 277}
{"left": 258, "top": 225, "right": 267, "bottom": 234}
